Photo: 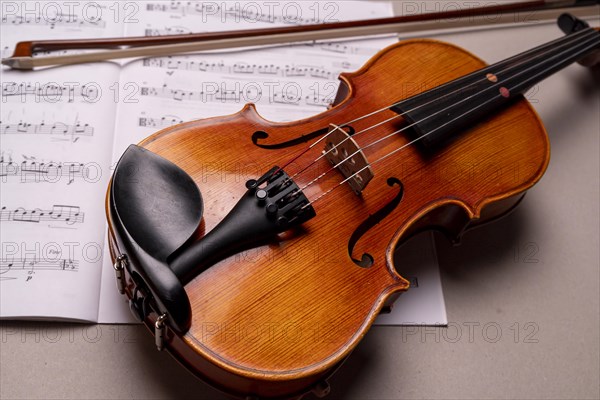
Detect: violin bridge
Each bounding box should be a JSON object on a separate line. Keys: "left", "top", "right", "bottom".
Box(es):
{"left": 324, "top": 124, "right": 373, "bottom": 195}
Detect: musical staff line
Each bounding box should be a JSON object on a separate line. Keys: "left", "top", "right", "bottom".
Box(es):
{"left": 140, "top": 84, "right": 333, "bottom": 107}
{"left": 0, "top": 159, "right": 96, "bottom": 184}
{"left": 1, "top": 120, "right": 94, "bottom": 142}
{"left": 1, "top": 14, "right": 106, "bottom": 29}
{"left": 2, "top": 82, "right": 100, "bottom": 103}
{"left": 1, "top": 258, "right": 78, "bottom": 282}
{"left": 142, "top": 57, "right": 338, "bottom": 80}
{"left": 138, "top": 115, "right": 184, "bottom": 129}
{"left": 144, "top": 2, "right": 326, "bottom": 25}
{"left": 1, "top": 205, "right": 85, "bottom": 225}
{"left": 144, "top": 26, "right": 193, "bottom": 36}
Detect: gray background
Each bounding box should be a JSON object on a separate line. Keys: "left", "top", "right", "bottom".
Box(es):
{"left": 1, "top": 2, "right": 599, "bottom": 399}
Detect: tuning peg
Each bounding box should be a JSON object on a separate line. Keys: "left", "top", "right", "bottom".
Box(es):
{"left": 558, "top": 13, "right": 590, "bottom": 34}
{"left": 558, "top": 13, "right": 600, "bottom": 67}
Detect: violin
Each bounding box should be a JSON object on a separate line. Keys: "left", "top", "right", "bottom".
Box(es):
{"left": 106, "top": 15, "right": 599, "bottom": 399}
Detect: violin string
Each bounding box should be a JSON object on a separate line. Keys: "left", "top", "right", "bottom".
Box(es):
{"left": 277, "top": 28, "right": 594, "bottom": 174}
{"left": 287, "top": 115, "right": 400, "bottom": 181}
{"left": 284, "top": 27, "right": 596, "bottom": 182}
{"left": 296, "top": 31, "right": 599, "bottom": 195}
{"left": 302, "top": 33, "right": 600, "bottom": 207}
{"left": 286, "top": 28, "right": 595, "bottom": 190}
{"left": 334, "top": 27, "right": 595, "bottom": 128}
{"left": 295, "top": 29, "right": 596, "bottom": 179}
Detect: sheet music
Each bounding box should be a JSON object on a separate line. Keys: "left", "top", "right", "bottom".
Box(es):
{"left": 0, "top": 1, "right": 123, "bottom": 320}
{"left": 1, "top": 1, "right": 446, "bottom": 325}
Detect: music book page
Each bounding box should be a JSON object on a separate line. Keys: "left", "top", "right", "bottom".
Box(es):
{"left": 1, "top": 1, "right": 447, "bottom": 326}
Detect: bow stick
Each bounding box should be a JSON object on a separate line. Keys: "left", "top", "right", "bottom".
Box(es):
{"left": 2, "top": 0, "right": 599, "bottom": 70}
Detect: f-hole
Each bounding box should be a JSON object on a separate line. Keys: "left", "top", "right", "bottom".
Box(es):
{"left": 348, "top": 178, "right": 404, "bottom": 268}
{"left": 252, "top": 125, "right": 356, "bottom": 150}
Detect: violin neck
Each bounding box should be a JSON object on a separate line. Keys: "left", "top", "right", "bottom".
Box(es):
{"left": 390, "top": 27, "right": 600, "bottom": 149}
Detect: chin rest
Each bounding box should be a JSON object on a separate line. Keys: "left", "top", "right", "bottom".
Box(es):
{"left": 109, "top": 145, "right": 203, "bottom": 333}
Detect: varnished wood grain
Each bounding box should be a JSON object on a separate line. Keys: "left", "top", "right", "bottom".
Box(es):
{"left": 107, "top": 38, "right": 549, "bottom": 398}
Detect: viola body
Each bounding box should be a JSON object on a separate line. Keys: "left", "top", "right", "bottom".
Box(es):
{"left": 107, "top": 38, "right": 549, "bottom": 398}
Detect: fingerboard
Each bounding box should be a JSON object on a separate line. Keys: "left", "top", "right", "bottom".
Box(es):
{"left": 390, "top": 27, "right": 600, "bottom": 149}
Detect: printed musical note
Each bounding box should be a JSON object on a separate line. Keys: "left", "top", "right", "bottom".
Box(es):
{"left": 0, "top": 205, "right": 85, "bottom": 225}
{"left": 305, "top": 94, "right": 336, "bottom": 107}
{"left": 144, "top": 1, "right": 325, "bottom": 25}
{"left": 144, "top": 26, "right": 194, "bottom": 36}
{"left": 0, "top": 158, "right": 94, "bottom": 184}
{"left": 1, "top": 120, "right": 94, "bottom": 142}
{"left": 1, "top": 257, "right": 78, "bottom": 282}
{"left": 316, "top": 42, "right": 376, "bottom": 56}
{"left": 1, "top": 14, "right": 106, "bottom": 29}
{"left": 138, "top": 115, "right": 184, "bottom": 128}
{"left": 145, "top": 1, "right": 210, "bottom": 16}
{"left": 2, "top": 82, "right": 100, "bottom": 103}
{"left": 142, "top": 57, "right": 226, "bottom": 72}
{"left": 139, "top": 84, "right": 332, "bottom": 107}
{"left": 142, "top": 57, "right": 338, "bottom": 80}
